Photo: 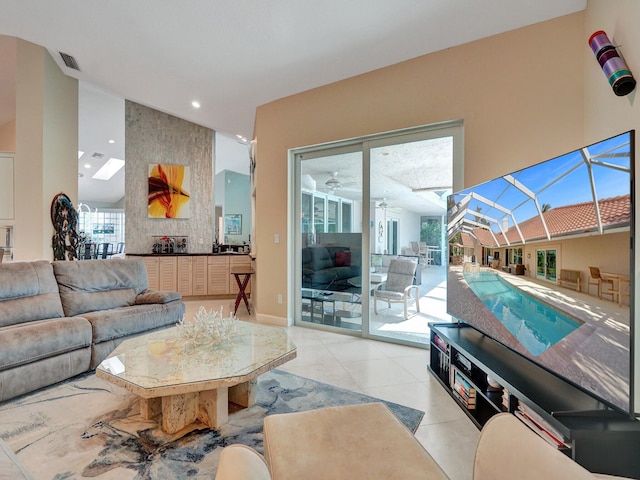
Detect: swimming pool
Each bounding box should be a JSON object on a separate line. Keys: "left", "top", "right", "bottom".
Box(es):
{"left": 463, "top": 270, "right": 580, "bottom": 356}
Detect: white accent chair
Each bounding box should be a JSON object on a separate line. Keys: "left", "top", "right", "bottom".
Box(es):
{"left": 373, "top": 258, "right": 420, "bottom": 318}
{"left": 474, "top": 413, "right": 630, "bottom": 480}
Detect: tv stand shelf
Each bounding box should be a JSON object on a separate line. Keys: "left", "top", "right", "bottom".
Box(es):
{"left": 429, "top": 322, "right": 640, "bottom": 479}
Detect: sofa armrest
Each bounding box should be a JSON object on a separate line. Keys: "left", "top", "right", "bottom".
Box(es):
{"left": 135, "top": 289, "right": 182, "bottom": 305}
{"left": 474, "top": 413, "right": 607, "bottom": 480}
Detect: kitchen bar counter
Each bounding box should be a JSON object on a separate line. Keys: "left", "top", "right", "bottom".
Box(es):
{"left": 127, "top": 252, "right": 251, "bottom": 257}
{"left": 130, "top": 253, "right": 253, "bottom": 296}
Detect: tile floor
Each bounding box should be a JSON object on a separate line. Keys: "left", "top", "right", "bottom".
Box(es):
{"left": 184, "top": 298, "right": 479, "bottom": 480}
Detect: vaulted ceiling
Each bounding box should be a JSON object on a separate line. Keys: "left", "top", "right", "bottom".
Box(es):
{"left": 1, "top": 1, "right": 586, "bottom": 138}
{"left": 0, "top": 1, "right": 586, "bottom": 205}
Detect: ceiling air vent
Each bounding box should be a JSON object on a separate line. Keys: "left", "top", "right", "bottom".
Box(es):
{"left": 92, "top": 152, "right": 105, "bottom": 160}
{"left": 59, "top": 52, "right": 80, "bottom": 71}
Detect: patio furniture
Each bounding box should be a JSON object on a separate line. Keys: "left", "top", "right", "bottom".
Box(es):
{"left": 373, "top": 258, "right": 420, "bottom": 318}
{"left": 559, "top": 269, "right": 581, "bottom": 292}
{"left": 410, "top": 241, "right": 428, "bottom": 264}
{"left": 419, "top": 242, "right": 433, "bottom": 265}
{"left": 588, "top": 266, "right": 615, "bottom": 301}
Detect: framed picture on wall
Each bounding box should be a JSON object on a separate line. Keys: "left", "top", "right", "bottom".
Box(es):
{"left": 225, "top": 214, "right": 242, "bottom": 235}
{"left": 148, "top": 164, "right": 191, "bottom": 218}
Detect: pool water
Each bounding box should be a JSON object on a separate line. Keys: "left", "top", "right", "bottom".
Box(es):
{"left": 463, "top": 271, "right": 580, "bottom": 356}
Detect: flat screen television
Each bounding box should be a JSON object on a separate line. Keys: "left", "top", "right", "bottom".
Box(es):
{"left": 447, "top": 130, "right": 635, "bottom": 415}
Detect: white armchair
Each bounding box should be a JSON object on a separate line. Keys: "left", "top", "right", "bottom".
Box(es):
{"left": 474, "top": 413, "right": 632, "bottom": 480}
{"left": 373, "top": 258, "right": 420, "bottom": 318}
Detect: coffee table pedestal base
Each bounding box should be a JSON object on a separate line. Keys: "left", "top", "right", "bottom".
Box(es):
{"left": 140, "top": 379, "right": 258, "bottom": 434}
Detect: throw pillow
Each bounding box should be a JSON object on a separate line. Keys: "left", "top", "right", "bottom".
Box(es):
{"left": 335, "top": 250, "right": 351, "bottom": 267}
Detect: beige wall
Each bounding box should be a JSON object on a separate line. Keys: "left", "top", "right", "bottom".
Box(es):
{"left": 493, "top": 232, "right": 629, "bottom": 300}
{"left": 14, "top": 40, "right": 78, "bottom": 261}
{"left": 253, "top": 13, "right": 586, "bottom": 324}
{"left": 0, "top": 120, "right": 16, "bottom": 151}
{"left": 583, "top": 0, "right": 640, "bottom": 415}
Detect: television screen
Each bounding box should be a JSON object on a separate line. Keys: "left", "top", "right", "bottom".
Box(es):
{"left": 447, "top": 130, "right": 634, "bottom": 414}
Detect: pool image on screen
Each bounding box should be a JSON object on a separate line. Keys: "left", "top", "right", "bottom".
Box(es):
{"left": 447, "top": 131, "right": 634, "bottom": 413}
{"left": 462, "top": 270, "right": 580, "bottom": 356}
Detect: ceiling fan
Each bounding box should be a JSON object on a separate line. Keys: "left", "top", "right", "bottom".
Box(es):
{"left": 323, "top": 171, "right": 359, "bottom": 193}
{"left": 376, "top": 197, "right": 400, "bottom": 211}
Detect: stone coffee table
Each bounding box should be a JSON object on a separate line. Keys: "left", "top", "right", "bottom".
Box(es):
{"left": 96, "top": 320, "right": 296, "bottom": 434}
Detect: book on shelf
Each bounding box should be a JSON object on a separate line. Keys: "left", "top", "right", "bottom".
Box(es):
{"left": 451, "top": 368, "right": 476, "bottom": 409}
{"left": 501, "top": 387, "right": 510, "bottom": 410}
{"left": 433, "top": 334, "right": 449, "bottom": 353}
{"left": 453, "top": 388, "right": 476, "bottom": 410}
{"left": 514, "top": 408, "right": 568, "bottom": 449}
{"left": 454, "top": 351, "right": 472, "bottom": 373}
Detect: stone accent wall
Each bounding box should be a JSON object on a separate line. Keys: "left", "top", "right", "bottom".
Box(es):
{"left": 125, "top": 101, "right": 214, "bottom": 254}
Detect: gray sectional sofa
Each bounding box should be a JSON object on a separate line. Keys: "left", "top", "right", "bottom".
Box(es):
{"left": 0, "top": 257, "right": 185, "bottom": 402}
{"left": 301, "top": 245, "right": 361, "bottom": 291}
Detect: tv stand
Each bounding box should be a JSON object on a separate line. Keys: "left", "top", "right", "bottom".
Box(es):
{"left": 429, "top": 322, "right": 640, "bottom": 479}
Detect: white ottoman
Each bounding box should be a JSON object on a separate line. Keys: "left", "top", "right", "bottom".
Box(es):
{"left": 263, "top": 402, "right": 447, "bottom": 480}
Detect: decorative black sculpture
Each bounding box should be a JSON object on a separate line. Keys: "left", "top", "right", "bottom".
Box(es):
{"left": 51, "top": 192, "right": 79, "bottom": 260}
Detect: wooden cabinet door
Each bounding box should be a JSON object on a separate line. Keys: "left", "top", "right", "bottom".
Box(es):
{"left": 177, "top": 256, "right": 193, "bottom": 296}
{"left": 229, "top": 255, "right": 252, "bottom": 295}
{"left": 192, "top": 256, "right": 208, "bottom": 296}
{"left": 142, "top": 257, "right": 160, "bottom": 290}
{"left": 207, "top": 256, "right": 230, "bottom": 295}
{"left": 159, "top": 256, "right": 178, "bottom": 291}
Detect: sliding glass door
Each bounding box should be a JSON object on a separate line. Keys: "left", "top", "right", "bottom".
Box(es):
{"left": 296, "top": 145, "right": 364, "bottom": 333}
{"left": 293, "top": 123, "right": 462, "bottom": 346}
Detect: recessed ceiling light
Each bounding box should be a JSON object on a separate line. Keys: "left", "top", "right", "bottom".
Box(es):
{"left": 84, "top": 163, "right": 91, "bottom": 169}
{"left": 192, "top": 100, "right": 201, "bottom": 109}
{"left": 108, "top": 139, "right": 115, "bottom": 144}
{"left": 78, "top": 151, "right": 84, "bottom": 159}
{"left": 92, "top": 158, "right": 125, "bottom": 181}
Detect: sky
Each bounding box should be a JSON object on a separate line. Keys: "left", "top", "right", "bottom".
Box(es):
{"left": 451, "top": 131, "right": 632, "bottom": 233}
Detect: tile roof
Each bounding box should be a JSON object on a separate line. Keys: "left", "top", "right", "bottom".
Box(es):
{"left": 467, "top": 195, "right": 630, "bottom": 247}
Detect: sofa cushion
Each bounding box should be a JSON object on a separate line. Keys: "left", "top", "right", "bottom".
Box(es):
{"left": 135, "top": 289, "right": 182, "bottom": 305}
{"left": 0, "top": 317, "right": 92, "bottom": 371}
{"left": 53, "top": 258, "right": 149, "bottom": 317}
{"left": 84, "top": 302, "right": 185, "bottom": 344}
{"left": 307, "top": 247, "right": 334, "bottom": 271}
{"left": 0, "top": 261, "right": 64, "bottom": 327}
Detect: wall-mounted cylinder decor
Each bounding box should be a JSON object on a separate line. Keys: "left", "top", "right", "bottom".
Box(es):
{"left": 588, "top": 30, "right": 636, "bottom": 96}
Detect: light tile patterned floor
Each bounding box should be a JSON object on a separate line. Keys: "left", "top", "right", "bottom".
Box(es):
{"left": 184, "top": 298, "right": 479, "bottom": 480}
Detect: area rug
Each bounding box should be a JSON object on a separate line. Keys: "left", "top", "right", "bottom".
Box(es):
{"left": 0, "top": 369, "right": 424, "bottom": 480}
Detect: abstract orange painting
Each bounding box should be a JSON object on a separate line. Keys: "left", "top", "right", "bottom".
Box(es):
{"left": 148, "top": 164, "right": 191, "bottom": 218}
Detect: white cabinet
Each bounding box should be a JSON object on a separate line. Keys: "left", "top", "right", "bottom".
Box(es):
{"left": 192, "top": 256, "right": 208, "bottom": 296}
{"left": 142, "top": 257, "right": 160, "bottom": 290}
{"left": 207, "top": 256, "right": 230, "bottom": 295}
{"left": 158, "top": 256, "right": 177, "bottom": 291}
{"left": 0, "top": 154, "right": 14, "bottom": 220}
{"left": 140, "top": 255, "right": 250, "bottom": 297}
{"left": 177, "top": 256, "right": 193, "bottom": 296}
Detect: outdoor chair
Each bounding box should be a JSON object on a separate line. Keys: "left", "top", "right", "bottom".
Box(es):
{"left": 373, "top": 258, "right": 420, "bottom": 319}
{"left": 588, "top": 266, "right": 615, "bottom": 301}
{"left": 419, "top": 241, "right": 432, "bottom": 265}
{"left": 410, "top": 241, "right": 428, "bottom": 264}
